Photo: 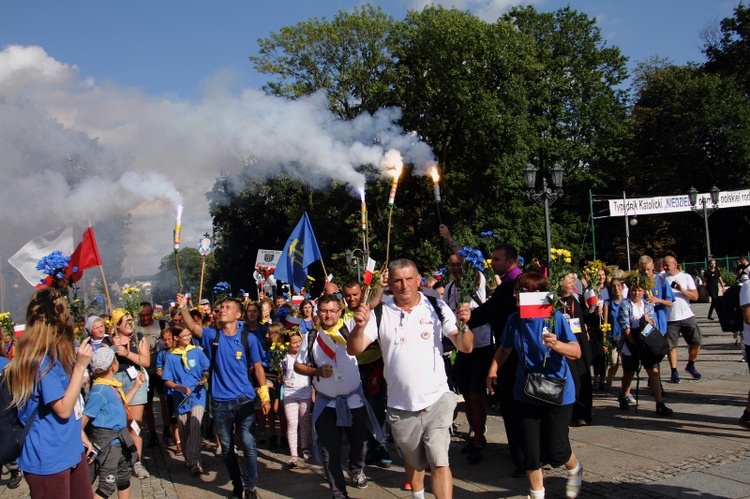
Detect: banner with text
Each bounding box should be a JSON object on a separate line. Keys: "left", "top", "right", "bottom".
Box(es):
{"left": 608, "top": 189, "right": 750, "bottom": 217}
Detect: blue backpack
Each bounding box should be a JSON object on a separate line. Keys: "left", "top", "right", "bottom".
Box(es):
{"left": 0, "top": 368, "right": 38, "bottom": 465}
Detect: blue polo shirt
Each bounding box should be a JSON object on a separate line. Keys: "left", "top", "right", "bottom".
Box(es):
{"left": 501, "top": 311, "right": 578, "bottom": 406}
{"left": 18, "top": 357, "right": 83, "bottom": 475}
{"left": 161, "top": 348, "right": 210, "bottom": 414}
{"left": 201, "top": 327, "right": 262, "bottom": 402}
{"left": 84, "top": 383, "right": 128, "bottom": 432}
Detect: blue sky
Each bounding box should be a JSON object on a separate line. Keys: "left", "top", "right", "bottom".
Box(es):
{"left": 0, "top": 0, "right": 741, "bottom": 276}
{"left": 1, "top": 1, "right": 736, "bottom": 99}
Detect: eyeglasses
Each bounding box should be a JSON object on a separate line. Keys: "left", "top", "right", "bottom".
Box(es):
{"left": 318, "top": 308, "right": 340, "bottom": 315}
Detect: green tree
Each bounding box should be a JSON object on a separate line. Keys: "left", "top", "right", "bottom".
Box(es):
{"left": 619, "top": 60, "right": 750, "bottom": 262}
{"left": 251, "top": 4, "right": 397, "bottom": 118}
{"left": 151, "top": 247, "right": 217, "bottom": 305}
{"left": 704, "top": 3, "right": 750, "bottom": 95}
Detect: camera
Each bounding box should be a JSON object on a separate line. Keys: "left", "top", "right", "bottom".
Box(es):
{"left": 670, "top": 281, "right": 678, "bottom": 289}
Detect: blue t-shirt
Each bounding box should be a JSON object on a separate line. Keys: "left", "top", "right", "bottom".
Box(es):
{"left": 84, "top": 383, "right": 127, "bottom": 432}
{"left": 606, "top": 299, "right": 623, "bottom": 342}
{"left": 201, "top": 327, "right": 262, "bottom": 402}
{"left": 299, "top": 320, "right": 314, "bottom": 334}
{"left": 18, "top": 358, "right": 83, "bottom": 475}
{"left": 242, "top": 323, "right": 270, "bottom": 367}
{"left": 0, "top": 356, "right": 9, "bottom": 370}
{"left": 161, "top": 348, "right": 210, "bottom": 414}
{"left": 501, "top": 311, "right": 578, "bottom": 406}
{"left": 650, "top": 274, "right": 675, "bottom": 333}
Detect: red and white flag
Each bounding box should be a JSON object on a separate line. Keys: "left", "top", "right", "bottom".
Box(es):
{"left": 316, "top": 331, "right": 338, "bottom": 360}
{"left": 8, "top": 226, "right": 103, "bottom": 287}
{"left": 283, "top": 314, "right": 302, "bottom": 329}
{"left": 363, "top": 258, "right": 376, "bottom": 286}
{"left": 519, "top": 292, "right": 553, "bottom": 319}
{"left": 583, "top": 288, "right": 598, "bottom": 308}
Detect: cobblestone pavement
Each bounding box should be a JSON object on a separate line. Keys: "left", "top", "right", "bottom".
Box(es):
{"left": 3, "top": 303, "right": 750, "bottom": 498}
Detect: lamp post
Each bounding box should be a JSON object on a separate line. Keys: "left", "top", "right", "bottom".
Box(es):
{"left": 623, "top": 191, "right": 638, "bottom": 271}
{"left": 524, "top": 163, "right": 564, "bottom": 265}
{"left": 345, "top": 248, "right": 364, "bottom": 282}
{"left": 688, "top": 185, "right": 720, "bottom": 261}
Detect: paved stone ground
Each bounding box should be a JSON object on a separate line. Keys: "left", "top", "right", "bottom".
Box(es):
{"left": 3, "top": 302, "right": 750, "bottom": 498}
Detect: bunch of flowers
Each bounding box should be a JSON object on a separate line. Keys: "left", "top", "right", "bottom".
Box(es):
{"left": 36, "top": 251, "right": 85, "bottom": 339}
{"left": 213, "top": 281, "right": 231, "bottom": 302}
{"left": 582, "top": 260, "right": 611, "bottom": 296}
{"left": 0, "top": 312, "right": 14, "bottom": 337}
{"left": 455, "top": 246, "right": 485, "bottom": 331}
{"left": 119, "top": 285, "right": 143, "bottom": 319}
{"left": 269, "top": 338, "right": 291, "bottom": 370}
{"left": 600, "top": 322, "right": 613, "bottom": 348}
{"left": 625, "top": 272, "right": 655, "bottom": 293}
{"left": 36, "top": 250, "right": 75, "bottom": 288}
{"left": 546, "top": 248, "right": 577, "bottom": 331}
{"left": 256, "top": 265, "right": 276, "bottom": 279}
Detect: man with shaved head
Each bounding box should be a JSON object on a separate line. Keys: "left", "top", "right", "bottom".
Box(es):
{"left": 663, "top": 255, "right": 703, "bottom": 382}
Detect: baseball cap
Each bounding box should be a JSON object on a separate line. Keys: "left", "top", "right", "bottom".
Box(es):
{"left": 199, "top": 299, "right": 211, "bottom": 306}
{"left": 91, "top": 347, "right": 116, "bottom": 374}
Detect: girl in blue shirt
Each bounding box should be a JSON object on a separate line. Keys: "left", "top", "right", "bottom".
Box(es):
{"left": 4, "top": 288, "right": 94, "bottom": 499}
{"left": 486, "top": 272, "right": 583, "bottom": 499}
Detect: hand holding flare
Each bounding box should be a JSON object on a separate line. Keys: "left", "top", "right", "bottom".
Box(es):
{"left": 430, "top": 166, "right": 442, "bottom": 224}
{"left": 174, "top": 204, "right": 184, "bottom": 292}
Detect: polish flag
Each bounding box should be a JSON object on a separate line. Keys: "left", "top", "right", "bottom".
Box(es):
{"left": 363, "top": 258, "right": 376, "bottom": 286}
{"left": 519, "top": 292, "right": 553, "bottom": 319}
{"left": 13, "top": 324, "right": 25, "bottom": 338}
{"left": 316, "top": 331, "right": 338, "bottom": 360}
{"left": 583, "top": 288, "right": 598, "bottom": 308}
{"left": 283, "top": 315, "right": 303, "bottom": 329}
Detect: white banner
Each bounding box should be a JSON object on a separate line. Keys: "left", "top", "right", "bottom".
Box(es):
{"left": 607, "top": 189, "right": 750, "bottom": 217}
{"left": 255, "top": 249, "right": 282, "bottom": 267}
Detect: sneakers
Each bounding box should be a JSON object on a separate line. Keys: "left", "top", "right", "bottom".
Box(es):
{"left": 191, "top": 464, "right": 204, "bottom": 477}
{"left": 215, "top": 445, "right": 223, "bottom": 457}
{"left": 670, "top": 371, "right": 681, "bottom": 384}
{"left": 376, "top": 445, "right": 392, "bottom": 468}
{"left": 132, "top": 461, "right": 150, "bottom": 479}
{"left": 566, "top": 461, "right": 583, "bottom": 498}
{"left": 685, "top": 364, "right": 702, "bottom": 379}
{"left": 617, "top": 393, "right": 630, "bottom": 411}
{"left": 175, "top": 443, "right": 183, "bottom": 456}
{"left": 244, "top": 489, "right": 259, "bottom": 499}
{"left": 655, "top": 402, "right": 674, "bottom": 417}
{"left": 287, "top": 457, "right": 298, "bottom": 469}
{"left": 228, "top": 486, "right": 244, "bottom": 499}
{"left": 353, "top": 471, "right": 368, "bottom": 489}
{"left": 625, "top": 394, "right": 636, "bottom": 404}
{"left": 738, "top": 417, "right": 750, "bottom": 430}
{"left": 8, "top": 469, "right": 22, "bottom": 489}
{"left": 302, "top": 449, "right": 312, "bottom": 460}
{"left": 402, "top": 480, "right": 412, "bottom": 491}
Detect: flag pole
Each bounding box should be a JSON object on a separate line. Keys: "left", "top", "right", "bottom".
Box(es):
{"left": 198, "top": 256, "right": 206, "bottom": 302}
{"left": 85, "top": 216, "right": 112, "bottom": 312}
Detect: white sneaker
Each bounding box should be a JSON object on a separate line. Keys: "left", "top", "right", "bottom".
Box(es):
{"left": 566, "top": 461, "right": 583, "bottom": 498}
{"left": 625, "top": 394, "right": 637, "bottom": 404}
{"left": 132, "top": 461, "right": 150, "bottom": 479}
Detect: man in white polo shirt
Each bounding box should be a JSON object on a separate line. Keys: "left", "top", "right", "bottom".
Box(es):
{"left": 664, "top": 255, "right": 702, "bottom": 383}
{"left": 348, "top": 258, "right": 474, "bottom": 499}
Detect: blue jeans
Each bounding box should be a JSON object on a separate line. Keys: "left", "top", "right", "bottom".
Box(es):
{"left": 213, "top": 395, "right": 258, "bottom": 491}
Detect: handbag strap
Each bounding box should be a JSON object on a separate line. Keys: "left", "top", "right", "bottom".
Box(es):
{"left": 515, "top": 315, "right": 532, "bottom": 374}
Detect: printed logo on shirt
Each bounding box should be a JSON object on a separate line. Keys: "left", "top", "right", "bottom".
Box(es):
{"left": 188, "top": 359, "right": 196, "bottom": 368}
{"left": 236, "top": 351, "right": 243, "bottom": 360}
{"left": 419, "top": 318, "right": 434, "bottom": 325}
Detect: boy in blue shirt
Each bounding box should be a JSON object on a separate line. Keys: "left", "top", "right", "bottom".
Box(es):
{"left": 83, "top": 347, "right": 145, "bottom": 498}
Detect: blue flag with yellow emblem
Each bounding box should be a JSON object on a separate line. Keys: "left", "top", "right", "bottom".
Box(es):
{"left": 275, "top": 212, "right": 323, "bottom": 292}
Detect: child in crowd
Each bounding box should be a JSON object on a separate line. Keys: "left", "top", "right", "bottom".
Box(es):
{"left": 161, "top": 328, "right": 210, "bottom": 476}
{"left": 602, "top": 277, "right": 624, "bottom": 391}
{"left": 281, "top": 330, "right": 313, "bottom": 468}
{"left": 83, "top": 347, "right": 146, "bottom": 499}
{"left": 261, "top": 323, "right": 287, "bottom": 451}
{"left": 154, "top": 328, "right": 180, "bottom": 454}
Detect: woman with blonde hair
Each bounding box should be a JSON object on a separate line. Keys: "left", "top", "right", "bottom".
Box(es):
{"left": 104, "top": 308, "right": 151, "bottom": 479}
{"left": 4, "top": 287, "right": 93, "bottom": 498}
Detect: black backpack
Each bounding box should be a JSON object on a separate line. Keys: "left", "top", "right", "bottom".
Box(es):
{"left": 0, "top": 368, "right": 38, "bottom": 465}
{"left": 717, "top": 285, "right": 744, "bottom": 333}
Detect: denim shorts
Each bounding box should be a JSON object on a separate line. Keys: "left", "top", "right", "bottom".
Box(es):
{"left": 114, "top": 370, "right": 149, "bottom": 406}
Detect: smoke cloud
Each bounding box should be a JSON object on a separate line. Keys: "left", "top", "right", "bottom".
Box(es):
{"left": 0, "top": 45, "right": 435, "bottom": 276}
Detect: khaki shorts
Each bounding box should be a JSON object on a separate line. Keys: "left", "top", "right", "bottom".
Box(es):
{"left": 386, "top": 391, "right": 457, "bottom": 471}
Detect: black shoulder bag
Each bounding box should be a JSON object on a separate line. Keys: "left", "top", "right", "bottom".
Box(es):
{"left": 518, "top": 317, "right": 566, "bottom": 406}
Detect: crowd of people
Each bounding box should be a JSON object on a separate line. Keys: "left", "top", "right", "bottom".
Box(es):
{"left": 2, "top": 227, "right": 750, "bottom": 499}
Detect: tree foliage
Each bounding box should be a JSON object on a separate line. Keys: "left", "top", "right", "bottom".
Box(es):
{"left": 250, "top": 4, "right": 397, "bottom": 119}
{"left": 152, "top": 247, "right": 217, "bottom": 305}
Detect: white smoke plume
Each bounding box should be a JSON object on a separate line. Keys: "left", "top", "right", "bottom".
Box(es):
{"left": 0, "top": 45, "right": 435, "bottom": 276}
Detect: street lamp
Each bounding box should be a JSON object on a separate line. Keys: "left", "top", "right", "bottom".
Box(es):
{"left": 688, "top": 185, "right": 720, "bottom": 261}
{"left": 623, "top": 191, "right": 638, "bottom": 271}
{"left": 524, "top": 163, "right": 564, "bottom": 265}
{"left": 345, "top": 248, "right": 364, "bottom": 282}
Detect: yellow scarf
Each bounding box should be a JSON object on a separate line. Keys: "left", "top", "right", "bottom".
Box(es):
{"left": 172, "top": 344, "right": 196, "bottom": 369}
{"left": 320, "top": 318, "right": 347, "bottom": 346}
{"left": 93, "top": 377, "right": 128, "bottom": 406}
